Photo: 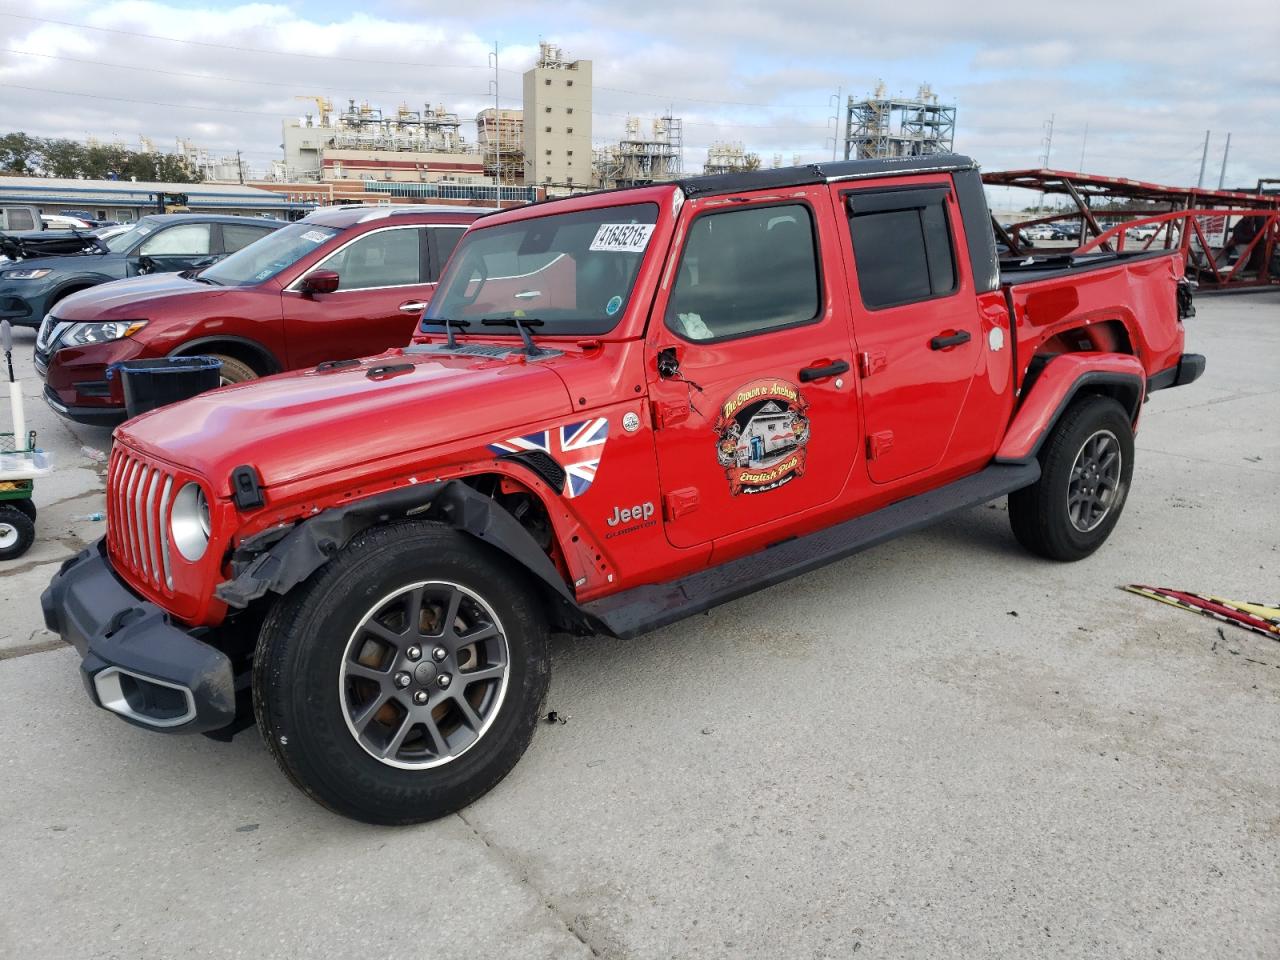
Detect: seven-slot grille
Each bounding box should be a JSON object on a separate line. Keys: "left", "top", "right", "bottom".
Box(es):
{"left": 107, "top": 447, "right": 178, "bottom": 593}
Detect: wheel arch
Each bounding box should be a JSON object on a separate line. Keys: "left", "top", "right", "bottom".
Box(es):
{"left": 47, "top": 277, "right": 103, "bottom": 308}
{"left": 215, "top": 478, "right": 599, "bottom": 635}
{"left": 169, "top": 335, "right": 281, "bottom": 375}
{"left": 997, "top": 353, "right": 1145, "bottom": 464}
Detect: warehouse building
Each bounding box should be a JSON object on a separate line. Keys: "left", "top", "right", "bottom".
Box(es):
{"left": 0, "top": 176, "right": 310, "bottom": 221}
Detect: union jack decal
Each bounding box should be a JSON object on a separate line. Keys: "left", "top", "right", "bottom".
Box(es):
{"left": 488, "top": 418, "right": 610, "bottom": 498}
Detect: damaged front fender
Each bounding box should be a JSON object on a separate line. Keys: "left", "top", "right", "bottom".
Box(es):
{"left": 214, "top": 481, "right": 594, "bottom": 631}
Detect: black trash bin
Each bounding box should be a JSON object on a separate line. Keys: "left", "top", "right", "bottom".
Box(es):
{"left": 109, "top": 356, "right": 223, "bottom": 419}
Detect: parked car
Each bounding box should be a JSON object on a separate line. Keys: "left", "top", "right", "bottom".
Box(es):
{"left": 42, "top": 214, "right": 94, "bottom": 230}
{"left": 0, "top": 214, "right": 281, "bottom": 329}
{"left": 1126, "top": 223, "right": 1161, "bottom": 242}
{"left": 35, "top": 205, "right": 486, "bottom": 424}
{"left": 42, "top": 154, "right": 1203, "bottom": 824}
{"left": 1021, "top": 223, "right": 1059, "bottom": 241}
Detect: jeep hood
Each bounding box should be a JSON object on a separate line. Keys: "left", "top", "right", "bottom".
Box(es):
{"left": 117, "top": 350, "right": 575, "bottom": 495}
{"left": 55, "top": 272, "right": 210, "bottom": 319}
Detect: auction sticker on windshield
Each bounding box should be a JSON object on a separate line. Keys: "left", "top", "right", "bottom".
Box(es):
{"left": 301, "top": 230, "right": 331, "bottom": 244}
{"left": 589, "top": 223, "right": 655, "bottom": 253}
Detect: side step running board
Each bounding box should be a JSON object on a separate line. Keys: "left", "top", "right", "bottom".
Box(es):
{"left": 583, "top": 462, "right": 1040, "bottom": 639}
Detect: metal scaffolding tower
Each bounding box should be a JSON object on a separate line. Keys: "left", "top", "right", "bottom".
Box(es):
{"left": 594, "top": 115, "right": 683, "bottom": 189}
{"left": 844, "top": 82, "right": 956, "bottom": 160}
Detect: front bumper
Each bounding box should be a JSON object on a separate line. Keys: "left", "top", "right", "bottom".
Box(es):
{"left": 42, "top": 385, "right": 127, "bottom": 426}
{"left": 40, "top": 541, "right": 236, "bottom": 734}
{"left": 37, "top": 337, "right": 139, "bottom": 425}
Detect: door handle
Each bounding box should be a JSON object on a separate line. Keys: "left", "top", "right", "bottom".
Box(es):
{"left": 798, "top": 359, "right": 850, "bottom": 382}
{"left": 930, "top": 330, "right": 971, "bottom": 350}
{"left": 399, "top": 301, "right": 428, "bottom": 313}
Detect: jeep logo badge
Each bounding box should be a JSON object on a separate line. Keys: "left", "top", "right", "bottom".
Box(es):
{"left": 605, "top": 501, "right": 657, "bottom": 538}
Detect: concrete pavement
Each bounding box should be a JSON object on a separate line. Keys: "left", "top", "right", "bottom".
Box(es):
{"left": 1, "top": 293, "right": 1277, "bottom": 959}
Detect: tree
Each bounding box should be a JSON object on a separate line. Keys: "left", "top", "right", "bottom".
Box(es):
{"left": 0, "top": 132, "right": 40, "bottom": 174}
{"left": 0, "top": 131, "right": 205, "bottom": 182}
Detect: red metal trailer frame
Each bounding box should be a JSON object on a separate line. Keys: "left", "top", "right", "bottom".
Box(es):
{"left": 983, "top": 168, "right": 1280, "bottom": 289}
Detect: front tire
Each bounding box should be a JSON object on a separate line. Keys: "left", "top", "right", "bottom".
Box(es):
{"left": 209, "top": 354, "right": 258, "bottom": 386}
{"left": 1008, "top": 395, "right": 1135, "bottom": 561}
{"left": 252, "top": 521, "right": 549, "bottom": 825}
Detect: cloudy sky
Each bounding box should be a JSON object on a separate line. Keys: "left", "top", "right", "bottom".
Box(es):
{"left": 2, "top": 0, "right": 1277, "bottom": 196}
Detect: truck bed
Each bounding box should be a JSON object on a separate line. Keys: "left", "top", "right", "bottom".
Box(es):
{"left": 999, "top": 248, "right": 1175, "bottom": 286}
{"left": 1000, "top": 246, "right": 1186, "bottom": 386}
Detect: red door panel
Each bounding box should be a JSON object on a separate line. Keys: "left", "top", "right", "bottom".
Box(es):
{"left": 282, "top": 225, "right": 433, "bottom": 368}
{"left": 838, "top": 178, "right": 984, "bottom": 484}
{"left": 646, "top": 187, "right": 861, "bottom": 549}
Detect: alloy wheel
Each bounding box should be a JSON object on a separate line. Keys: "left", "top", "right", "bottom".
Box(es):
{"left": 338, "top": 581, "right": 511, "bottom": 770}
{"left": 1067, "top": 429, "right": 1122, "bottom": 533}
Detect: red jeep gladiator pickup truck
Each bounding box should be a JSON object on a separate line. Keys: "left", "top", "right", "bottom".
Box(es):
{"left": 43, "top": 155, "right": 1203, "bottom": 824}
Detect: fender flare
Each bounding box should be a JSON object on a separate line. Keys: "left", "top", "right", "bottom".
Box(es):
{"left": 996, "top": 353, "right": 1145, "bottom": 464}
{"left": 169, "top": 335, "right": 282, "bottom": 374}
{"left": 214, "top": 480, "right": 598, "bottom": 632}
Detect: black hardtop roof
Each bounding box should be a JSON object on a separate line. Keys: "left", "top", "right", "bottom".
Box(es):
{"left": 676, "top": 153, "right": 977, "bottom": 198}
{"left": 477, "top": 153, "right": 977, "bottom": 221}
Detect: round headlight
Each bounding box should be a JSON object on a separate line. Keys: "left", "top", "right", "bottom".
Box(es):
{"left": 171, "top": 482, "right": 210, "bottom": 561}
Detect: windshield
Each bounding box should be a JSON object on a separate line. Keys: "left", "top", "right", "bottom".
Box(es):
{"left": 102, "top": 220, "right": 158, "bottom": 253}
{"left": 199, "top": 222, "right": 340, "bottom": 287}
{"left": 424, "top": 202, "right": 659, "bottom": 336}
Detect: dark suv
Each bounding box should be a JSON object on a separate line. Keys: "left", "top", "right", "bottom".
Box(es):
{"left": 36, "top": 205, "right": 486, "bottom": 424}
{"left": 0, "top": 214, "right": 281, "bottom": 328}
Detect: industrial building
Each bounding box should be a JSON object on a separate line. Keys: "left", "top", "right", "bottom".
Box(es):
{"left": 593, "top": 115, "right": 683, "bottom": 189}
{"left": 522, "top": 43, "right": 593, "bottom": 193}
{"left": 843, "top": 82, "right": 956, "bottom": 160}
{"left": 704, "top": 142, "right": 759, "bottom": 176}
{"left": 476, "top": 108, "right": 525, "bottom": 185}
{"left": 0, "top": 176, "right": 309, "bottom": 221}
{"left": 278, "top": 97, "right": 482, "bottom": 184}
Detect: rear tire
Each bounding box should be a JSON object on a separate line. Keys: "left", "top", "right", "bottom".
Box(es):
{"left": 208, "top": 354, "right": 258, "bottom": 386}
{"left": 11, "top": 498, "right": 36, "bottom": 522}
{"left": 253, "top": 521, "right": 550, "bottom": 825}
{"left": 1009, "top": 395, "right": 1135, "bottom": 561}
{"left": 0, "top": 506, "right": 35, "bottom": 561}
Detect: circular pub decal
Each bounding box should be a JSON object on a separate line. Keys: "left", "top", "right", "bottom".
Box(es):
{"left": 713, "top": 378, "right": 811, "bottom": 495}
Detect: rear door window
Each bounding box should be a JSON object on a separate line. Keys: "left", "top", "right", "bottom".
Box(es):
{"left": 427, "top": 227, "right": 467, "bottom": 281}
{"left": 846, "top": 188, "right": 957, "bottom": 309}
{"left": 222, "top": 222, "right": 277, "bottom": 253}
{"left": 316, "top": 227, "right": 423, "bottom": 291}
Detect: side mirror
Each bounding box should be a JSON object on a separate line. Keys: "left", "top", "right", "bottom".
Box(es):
{"left": 300, "top": 269, "right": 340, "bottom": 296}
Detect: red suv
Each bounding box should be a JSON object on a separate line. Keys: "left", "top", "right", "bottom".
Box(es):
{"left": 35, "top": 204, "right": 488, "bottom": 424}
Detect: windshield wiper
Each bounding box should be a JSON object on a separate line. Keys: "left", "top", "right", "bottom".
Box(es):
{"left": 190, "top": 274, "right": 222, "bottom": 285}
{"left": 423, "top": 317, "right": 471, "bottom": 348}
{"left": 481, "top": 317, "right": 546, "bottom": 357}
